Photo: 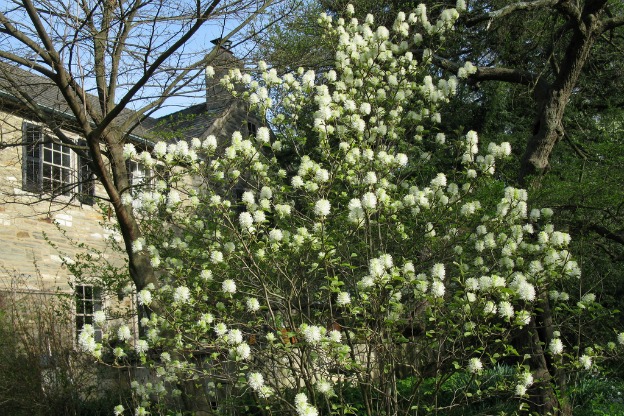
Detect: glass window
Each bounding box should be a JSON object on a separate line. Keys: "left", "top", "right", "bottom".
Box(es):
{"left": 22, "top": 123, "right": 95, "bottom": 204}
{"left": 75, "top": 284, "right": 102, "bottom": 342}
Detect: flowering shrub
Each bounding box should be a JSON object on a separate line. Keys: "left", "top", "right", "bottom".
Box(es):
{"left": 79, "top": 3, "right": 624, "bottom": 415}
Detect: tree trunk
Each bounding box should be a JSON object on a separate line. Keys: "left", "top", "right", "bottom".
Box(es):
{"left": 519, "top": 0, "right": 607, "bottom": 183}
{"left": 522, "top": 317, "right": 560, "bottom": 415}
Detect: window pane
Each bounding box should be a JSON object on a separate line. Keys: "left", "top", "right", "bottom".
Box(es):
{"left": 78, "top": 150, "right": 95, "bottom": 205}
{"left": 53, "top": 150, "right": 61, "bottom": 165}
{"left": 44, "top": 147, "right": 52, "bottom": 163}
{"left": 76, "top": 300, "right": 85, "bottom": 314}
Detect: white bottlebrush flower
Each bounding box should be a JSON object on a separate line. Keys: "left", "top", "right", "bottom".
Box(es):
{"left": 549, "top": 338, "right": 564, "bottom": 355}
{"left": 260, "top": 186, "right": 273, "bottom": 200}
{"left": 242, "top": 191, "right": 255, "bottom": 206}
{"left": 256, "top": 127, "right": 270, "bottom": 143}
{"left": 153, "top": 141, "right": 167, "bottom": 158}
{"left": 173, "top": 286, "right": 191, "bottom": 303}
{"left": 292, "top": 175, "right": 304, "bottom": 188}
{"left": 214, "top": 322, "right": 228, "bottom": 337}
{"left": 93, "top": 310, "right": 106, "bottom": 326}
{"left": 236, "top": 343, "right": 251, "bottom": 360}
{"left": 364, "top": 171, "right": 377, "bottom": 185}
{"left": 395, "top": 153, "right": 408, "bottom": 166}
{"left": 336, "top": 291, "right": 351, "bottom": 306}
{"left": 137, "top": 289, "right": 152, "bottom": 306}
{"left": 131, "top": 238, "right": 143, "bottom": 253}
{"left": 465, "top": 278, "right": 479, "bottom": 291}
{"left": 227, "top": 329, "right": 243, "bottom": 345}
{"left": 515, "top": 384, "right": 527, "bottom": 396}
{"left": 248, "top": 372, "right": 265, "bottom": 391}
{"left": 302, "top": 325, "right": 323, "bottom": 344}
{"left": 361, "top": 192, "right": 377, "bottom": 210}
{"left": 618, "top": 332, "right": 624, "bottom": 345}
{"left": 199, "top": 313, "right": 214, "bottom": 325}
{"left": 519, "top": 372, "right": 534, "bottom": 387}
{"left": 118, "top": 325, "right": 132, "bottom": 341}
{"left": 239, "top": 212, "right": 254, "bottom": 229}
{"left": 203, "top": 135, "right": 217, "bottom": 151}
{"left": 78, "top": 325, "right": 96, "bottom": 350}
{"left": 498, "top": 301, "right": 514, "bottom": 319}
{"left": 166, "top": 190, "right": 181, "bottom": 207}
{"left": 201, "top": 269, "right": 213, "bottom": 281}
{"left": 581, "top": 293, "right": 596, "bottom": 303}
{"left": 579, "top": 354, "right": 592, "bottom": 370}
{"left": 515, "top": 310, "right": 531, "bottom": 327}
{"left": 113, "top": 404, "right": 125, "bottom": 416}
{"left": 431, "top": 280, "right": 445, "bottom": 298}
{"left": 294, "top": 392, "right": 318, "bottom": 416}
{"left": 467, "top": 357, "right": 483, "bottom": 373}
{"left": 516, "top": 280, "right": 536, "bottom": 302}
{"left": 253, "top": 210, "right": 266, "bottom": 223}
{"left": 431, "top": 263, "right": 445, "bottom": 280}
{"left": 483, "top": 301, "right": 497, "bottom": 315}
{"left": 246, "top": 297, "right": 260, "bottom": 312}
{"left": 123, "top": 143, "right": 137, "bottom": 159}
{"left": 328, "top": 329, "right": 342, "bottom": 343}
{"left": 315, "top": 168, "right": 330, "bottom": 182}
{"left": 275, "top": 204, "right": 292, "bottom": 217}
{"left": 314, "top": 199, "right": 331, "bottom": 217}
{"left": 211, "top": 250, "right": 224, "bottom": 264}
{"left": 135, "top": 340, "right": 149, "bottom": 353}
{"left": 269, "top": 229, "right": 283, "bottom": 242}
{"left": 222, "top": 279, "right": 237, "bottom": 294}
{"left": 430, "top": 173, "right": 447, "bottom": 188}
{"left": 316, "top": 379, "right": 333, "bottom": 395}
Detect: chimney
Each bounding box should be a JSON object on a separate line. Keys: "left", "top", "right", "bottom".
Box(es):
{"left": 206, "top": 38, "right": 241, "bottom": 109}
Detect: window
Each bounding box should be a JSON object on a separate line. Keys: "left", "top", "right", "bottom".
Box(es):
{"left": 126, "top": 160, "right": 152, "bottom": 191}
{"left": 247, "top": 121, "right": 257, "bottom": 137}
{"left": 22, "top": 123, "right": 95, "bottom": 204}
{"left": 75, "top": 284, "right": 102, "bottom": 342}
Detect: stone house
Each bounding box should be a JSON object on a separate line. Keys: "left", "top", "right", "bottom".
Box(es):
{"left": 0, "top": 44, "right": 260, "bottom": 345}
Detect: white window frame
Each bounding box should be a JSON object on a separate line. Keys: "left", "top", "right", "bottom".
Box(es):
{"left": 22, "top": 122, "right": 95, "bottom": 204}
{"left": 126, "top": 159, "right": 154, "bottom": 192}
{"left": 75, "top": 284, "right": 103, "bottom": 342}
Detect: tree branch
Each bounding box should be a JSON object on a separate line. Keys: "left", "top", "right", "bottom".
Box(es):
{"left": 465, "top": 0, "right": 562, "bottom": 28}
{"left": 92, "top": 0, "right": 227, "bottom": 136}
{"left": 0, "top": 10, "right": 53, "bottom": 66}
{"left": 601, "top": 14, "right": 624, "bottom": 32}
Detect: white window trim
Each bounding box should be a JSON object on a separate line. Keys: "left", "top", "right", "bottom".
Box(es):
{"left": 22, "top": 121, "right": 95, "bottom": 204}
{"left": 75, "top": 284, "right": 103, "bottom": 342}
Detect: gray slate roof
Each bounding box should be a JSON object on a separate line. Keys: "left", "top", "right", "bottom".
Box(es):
{"left": 0, "top": 61, "right": 232, "bottom": 143}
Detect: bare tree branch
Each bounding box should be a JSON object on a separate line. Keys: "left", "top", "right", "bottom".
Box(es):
{"left": 465, "top": 0, "right": 563, "bottom": 27}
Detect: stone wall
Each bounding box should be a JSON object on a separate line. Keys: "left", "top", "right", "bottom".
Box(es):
{"left": 0, "top": 110, "right": 123, "bottom": 293}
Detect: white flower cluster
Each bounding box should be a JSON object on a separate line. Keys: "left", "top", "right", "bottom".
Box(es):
{"left": 359, "top": 254, "right": 394, "bottom": 288}
{"left": 467, "top": 357, "right": 483, "bottom": 373}
{"left": 294, "top": 393, "right": 319, "bottom": 416}
{"left": 247, "top": 372, "right": 274, "bottom": 398}
{"left": 78, "top": 324, "right": 101, "bottom": 357}
{"left": 515, "top": 371, "right": 534, "bottom": 396}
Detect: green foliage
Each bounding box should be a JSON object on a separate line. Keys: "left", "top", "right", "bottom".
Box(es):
{"left": 569, "top": 374, "right": 624, "bottom": 416}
